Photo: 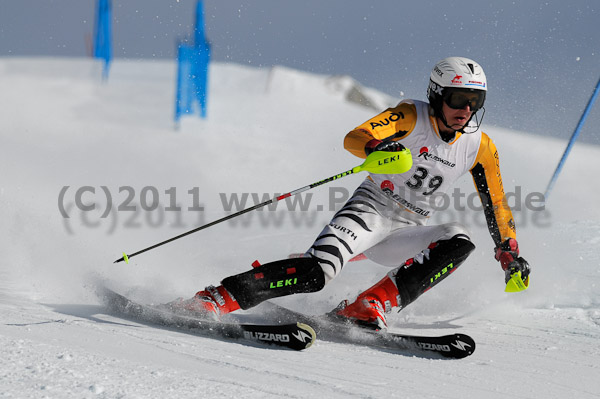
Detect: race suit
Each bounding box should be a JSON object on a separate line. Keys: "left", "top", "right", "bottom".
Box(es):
{"left": 306, "top": 99, "right": 516, "bottom": 282}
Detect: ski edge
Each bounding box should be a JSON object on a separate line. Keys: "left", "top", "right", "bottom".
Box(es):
{"left": 296, "top": 322, "right": 317, "bottom": 349}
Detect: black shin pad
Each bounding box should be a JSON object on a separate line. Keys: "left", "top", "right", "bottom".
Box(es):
{"left": 221, "top": 257, "right": 326, "bottom": 309}
{"left": 394, "top": 235, "right": 476, "bottom": 309}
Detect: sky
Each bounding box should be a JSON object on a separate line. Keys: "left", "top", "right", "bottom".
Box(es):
{"left": 1, "top": 0, "right": 598, "bottom": 142}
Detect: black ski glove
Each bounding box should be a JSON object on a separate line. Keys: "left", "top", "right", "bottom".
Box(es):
{"left": 494, "top": 238, "right": 531, "bottom": 284}
{"left": 365, "top": 139, "right": 406, "bottom": 156}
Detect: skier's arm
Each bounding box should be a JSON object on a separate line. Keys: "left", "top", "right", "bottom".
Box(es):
{"left": 470, "top": 133, "right": 516, "bottom": 247}
{"left": 470, "top": 134, "right": 530, "bottom": 287}
{"left": 343, "top": 102, "right": 417, "bottom": 158}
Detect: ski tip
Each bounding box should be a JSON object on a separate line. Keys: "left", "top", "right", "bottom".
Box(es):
{"left": 451, "top": 333, "right": 476, "bottom": 358}
{"left": 296, "top": 322, "right": 317, "bottom": 349}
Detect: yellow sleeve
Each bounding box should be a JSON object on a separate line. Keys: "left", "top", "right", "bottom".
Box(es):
{"left": 470, "top": 133, "right": 516, "bottom": 247}
{"left": 343, "top": 102, "right": 418, "bottom": 159}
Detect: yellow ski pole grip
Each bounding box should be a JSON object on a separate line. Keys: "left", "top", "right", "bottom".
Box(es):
{"left": 354, "top": 148, "right": 413, "bottom": 174}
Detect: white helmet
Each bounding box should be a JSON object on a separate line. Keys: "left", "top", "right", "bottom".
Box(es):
{"left": 427, "top": 57, "right": 487, "bottom": 132}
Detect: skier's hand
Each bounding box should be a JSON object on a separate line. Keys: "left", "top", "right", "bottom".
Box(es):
{"left": 495, "top": 238, "right": 530, "bottom": 284}
{"left": 503, "top": 257, "right": 530, "bottom": 284}
{"left": 365, "top": 139, "right": 406, "bottom": 156}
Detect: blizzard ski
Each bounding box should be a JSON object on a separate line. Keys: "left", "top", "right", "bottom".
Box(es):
{"left": 97, "top": 287, "right": 316, "bottom": 351}
{"left": 265, "top": 302, "right": 475, "bottom": 359}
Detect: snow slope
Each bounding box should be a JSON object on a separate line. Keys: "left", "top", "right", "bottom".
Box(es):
{"left": 1, "top": 57, "right": 599, "bottom": 398}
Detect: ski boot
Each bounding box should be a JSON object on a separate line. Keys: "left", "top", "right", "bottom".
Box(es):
{"left": 332, "top": 274, "right": 400, "bottom": 330}
{"left": 166, "top": 285, "right": 240, "bottom": 320}
{"left": 169, "top": 256, "right": 326, "bottom": 320}
{"left": 334, "top": 234, "right": 476, "bottom": 330}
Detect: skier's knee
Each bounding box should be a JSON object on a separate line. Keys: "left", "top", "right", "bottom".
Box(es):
{"left": 221, "top": 257, "right": 326, "bottom": 309}
{"left": 438, "top": 222, "right": 471, "bottom": 242}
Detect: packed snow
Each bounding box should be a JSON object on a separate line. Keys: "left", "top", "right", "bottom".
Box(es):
{"left": 1, "top": 57, "right": 599, "bottom": 398}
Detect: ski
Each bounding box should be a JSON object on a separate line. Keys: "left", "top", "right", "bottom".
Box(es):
{"left": 96, "top": 287, "right": 316, "bottom": 351}
{"left": 265, "top": 302, "right": 475, "bottom": 359}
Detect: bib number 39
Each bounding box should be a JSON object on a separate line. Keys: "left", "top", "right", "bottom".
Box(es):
{"left": 405, "top": 167, "right": 443, "bottom": 195}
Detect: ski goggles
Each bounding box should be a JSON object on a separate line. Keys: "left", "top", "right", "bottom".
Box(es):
{"left": 443, "top": 89, "right": 486, "bottom": 111}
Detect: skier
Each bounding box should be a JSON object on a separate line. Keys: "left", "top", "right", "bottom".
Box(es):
{"left": 177, "top": 56, "right": 531, "bottom": 329}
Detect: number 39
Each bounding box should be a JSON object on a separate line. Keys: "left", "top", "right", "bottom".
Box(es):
{"left": 405, "top": 167, "right": 443, "bottom": 195}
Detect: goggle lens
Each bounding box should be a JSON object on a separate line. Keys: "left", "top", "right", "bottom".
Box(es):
{"left": 444, "top": 90, "right": 485, "bottom": 111}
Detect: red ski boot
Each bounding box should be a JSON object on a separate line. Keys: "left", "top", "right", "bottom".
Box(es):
{"left": 169, "top": 285, "right": 240, "bottom": 320}
{"left": 334, "top": 274, "right": 401, "bottom": 330}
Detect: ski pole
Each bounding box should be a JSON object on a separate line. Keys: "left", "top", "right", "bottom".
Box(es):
{"left": 545, "top": 76, "right": 600, "bottom": 200}
{"left": 114, "top": 149, "right": 412, "bottom": 264}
